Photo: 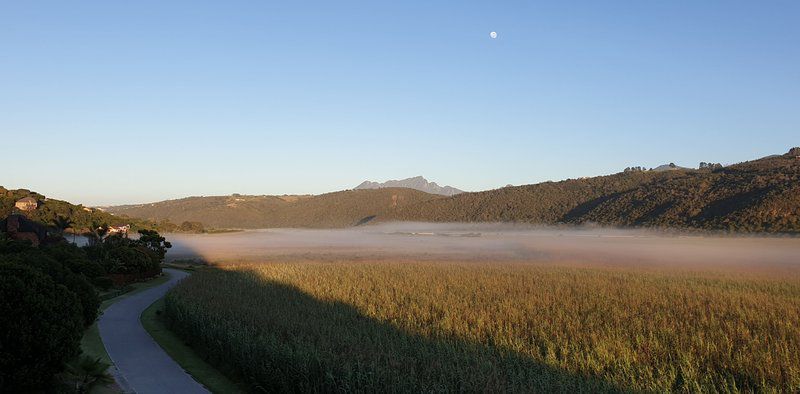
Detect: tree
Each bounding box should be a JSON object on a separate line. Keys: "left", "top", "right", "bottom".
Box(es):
{"left": 108, "top": 244, "right": 155, "bottom": 274}
{"left": 51, "top": 215, "right": 75, "bottom": 243}
{"left": 135, "top": 230, "right": 172, "bottom": 263}
{"left": 9, "top": 249, "right": 100, "bottom": 326}
{"left": 179, "top": 221, "right": 204, "bottom": 233}
{"left": 43, "top": 242, "right": 105, "bottom": 281}
{"left": 0, "top": 261, "right": 84, "bottom": 390}
{"left": 85, "top": 222, "right": 109, "bottom": 247}
{"left": 51, "top": 215, "right": 74, "bottom": 236}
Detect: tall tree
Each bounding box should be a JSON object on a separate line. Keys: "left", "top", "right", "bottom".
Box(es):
{"left": 85, "top": 222, "right": 109, "bottom": 247}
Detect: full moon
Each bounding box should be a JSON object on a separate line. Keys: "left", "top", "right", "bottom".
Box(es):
{"left": 489, "top": 31, "right": 498, "bottom": 39}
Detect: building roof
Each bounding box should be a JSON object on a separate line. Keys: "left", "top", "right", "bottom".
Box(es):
{"left": 16, "top": 196, "right": 37, "bottom": 204}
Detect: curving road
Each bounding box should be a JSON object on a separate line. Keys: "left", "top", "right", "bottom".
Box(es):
{"left": 99, "top": 268, "right": 209, "bottom": 394}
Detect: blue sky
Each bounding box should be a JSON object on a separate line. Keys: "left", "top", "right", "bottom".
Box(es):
{"left": 2, "top": 1, "right": 798, "bottom": 205}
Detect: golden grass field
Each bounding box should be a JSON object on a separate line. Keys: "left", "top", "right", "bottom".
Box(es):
{"left": 164, "top": 258, "right": 800, "bottom": 392}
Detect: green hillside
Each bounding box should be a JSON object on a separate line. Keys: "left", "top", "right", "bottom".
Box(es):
{"left": 387, "top": 149, "right": 800, "bottom": 233}
{"left": 0, "top": 187, "right": 194, "bottom": 233}
{"left": 2, "top": 187, "right": 123, "bottom": 230}
{"left": 105, "top": 148, "right": 800, "bottom": 233}
{"left": 108, "top": 188, "right": 442, "bottom": 229}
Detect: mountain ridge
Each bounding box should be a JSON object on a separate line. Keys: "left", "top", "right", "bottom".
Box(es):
{"left": 106, "top": 188, "right": 441, "bottom": 229}
{"left": 384, "top": 148, "right": 800, "bottom": 233}
{"left": 102, "top": 147, "right": 800, "bottom": 233}
{"left": 355, "top": 176, "right": 463, "bottom": 196}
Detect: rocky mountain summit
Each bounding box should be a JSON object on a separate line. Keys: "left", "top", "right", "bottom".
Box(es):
{"left": 355, "top": 176, "right": 463, "bottom": 196}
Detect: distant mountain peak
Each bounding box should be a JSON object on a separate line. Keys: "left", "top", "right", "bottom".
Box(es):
{"left": 651, "top": 163, "right": 692, "bottom": 172}
{"left": 355, "top": 176, "right": 463, "bottom": 196}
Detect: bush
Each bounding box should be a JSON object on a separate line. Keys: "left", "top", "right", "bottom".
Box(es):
{"left": 7, "top": 250, "right": 99, "bottom": 326}
{"left": 179, "top": 221, "right": 205, "bottom": 233}
{"left": 92, "top": 276, "right": 114, "bottom": 290}
{"left": 6, "top": 248, "right": 100, "bottom": 326}
{"left": 43, "top": 242, "right": 105, "bottom": 280}
{"left": 86, "top": 233, "right": 168, "bottom": 275}
{"left": 0, "top": 261, "right": 84, "bottom": 390}
{"left": 108, "top": 244, "right": 157, "bottom": 274}
{"left": 0, "top": 227, "right": 173, "bottom": 389}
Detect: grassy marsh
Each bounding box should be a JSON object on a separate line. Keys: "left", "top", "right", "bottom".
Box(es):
{"left": 164, "top": 261, "right": 800, "bottom": 392}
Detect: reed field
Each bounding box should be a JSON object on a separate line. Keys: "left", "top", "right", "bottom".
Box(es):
{"left": 164, "top": 261, "right": 800, "bottom": 392}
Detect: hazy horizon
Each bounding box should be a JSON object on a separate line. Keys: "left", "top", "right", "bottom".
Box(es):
{"left": 3, "top": 3, "right": 799, "bottom": 391}
{"left": 2, "top": 144, "right": 791, "bottom": 207}
{"left": 165, "top": 223, "right": 800, "bottom": 272}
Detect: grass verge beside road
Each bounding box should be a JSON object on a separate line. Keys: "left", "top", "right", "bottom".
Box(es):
{"left": 141, "top": 296, "right": 243, "bottom": 393}
{"left": 81, "top": 273, "right": 172, "bottom": 364}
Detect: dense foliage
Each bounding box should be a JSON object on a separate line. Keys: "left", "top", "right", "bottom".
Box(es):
{"left": 0, "top": 262, "right": 85, "bottom": 391}
{"left": 0, "top": 186, "right": 204, "bottom": 233}
{"left": 0, "top": 228, "right": 170, "bottom": 390}
{"left": 84, "top": 231, "right": 171, "bottom": 275}
{"left": 166, "top": 263, "right": 800, "bottom": 392}
{"left": 0, "top": 238, "right": 100, "bottom": 326}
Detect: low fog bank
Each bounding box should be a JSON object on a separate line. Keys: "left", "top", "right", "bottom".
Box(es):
{"left": 166, "top": 223, "right": 800, "bottom": 270}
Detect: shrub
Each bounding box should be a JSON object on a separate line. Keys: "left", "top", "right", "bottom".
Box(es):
{"left": 43, "top": 242, "right": 105, "bottom": 280}
{"left": 86, "top": 233, "right": 167, "bottom": 275}
{"left": 92, "top": 276, "right": 114, "bottom": 290}
{"left": 108, "top": 245, "right": 155, "bottom": 274}
{"left": 0, "top": 261, "right": 84, "bottom": 390}
{"left": 6, "top": 249, "right": 99, "bottom": 326}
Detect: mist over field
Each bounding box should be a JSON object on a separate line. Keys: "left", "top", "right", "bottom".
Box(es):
{"left": 3, "top": 0, "right": 799, "bottom": 391}
{"left": 166, "top": 223, "right": 800, "bottom": 391}
{"left": 166, "top": 223, "right": 800, "bottom": 271}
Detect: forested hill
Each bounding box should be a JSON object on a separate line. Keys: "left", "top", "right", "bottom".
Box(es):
{"left": 0, "top": 187, "right": 195, "bottom": 233}
{"left": 107, "top": 188, "right": 441, "bottom": 229}
{"left": 385, "top": 148, "right": 800, "bottom": 233}
{"left": 106, "top": 148, "right": 800, "bottom": 233}
{"left": 1, "top": 187, "right": 123, "bottom": 230}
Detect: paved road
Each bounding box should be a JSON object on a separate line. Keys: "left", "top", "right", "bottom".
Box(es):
{"left": 99, "top": 268, "right": 209, "bottom": 394}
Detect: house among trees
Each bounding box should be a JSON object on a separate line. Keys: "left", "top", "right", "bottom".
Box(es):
{"left": 0, "top": 214, "right": 49, "bottom": 247}
{"left": 108, "top": 224, "right": 130, "bottom": 235}
{"left": 14, "top": 196, "right": 38, "bottom": 211}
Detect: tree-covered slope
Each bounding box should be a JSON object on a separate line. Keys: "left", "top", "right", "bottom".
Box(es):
{"left": 109, "top": 195, "right": 296, "bottom": 229}
{"left": 108, "top": 188, "right": 441, "bottom": 229}
{"left": 0, "top": 187, "right": 190, "bottom": 232}
{"left": 1, "top": 187, "right": 125, "bottom": 230}
{"left": 386, "top": 150, "right": 800, "bottom": 233}
{"left": 105, "top": 148, "right": 800, "bottom": 233}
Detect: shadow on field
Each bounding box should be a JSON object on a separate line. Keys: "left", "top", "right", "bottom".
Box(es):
{"left": 165, "top": 268, "right": 626, "bottom": 393}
